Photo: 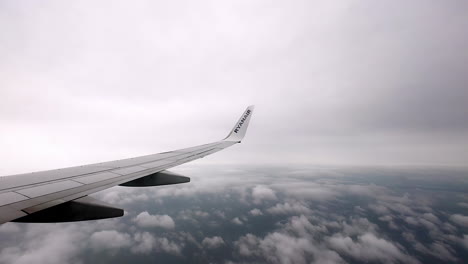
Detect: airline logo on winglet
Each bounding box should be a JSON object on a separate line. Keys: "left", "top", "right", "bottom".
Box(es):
{"left": 234, "top": 110, "right": 251, "bottom": 133}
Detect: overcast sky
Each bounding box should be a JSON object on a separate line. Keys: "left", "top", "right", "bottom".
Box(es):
{"left": 1, "top": 0, "right": 467, "bottom": 175}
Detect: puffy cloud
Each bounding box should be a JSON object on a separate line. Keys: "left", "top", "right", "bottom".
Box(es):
{"left": 131, "top": 232, "right": 156, "bottom": 254}
{"left": 369, "top": 203, "right": 391, "bottom": 215}
{"left": 155, "top": 237, "right": 182, "bottom": 255}
{"left": 378, "top": 215, "right": 393, "bottom": 222}
{"left": 256, "top": 232, "right": 315, "bottom": 264}
{"left": 340, "top": 218, "right": 378, "bottom": 236}
{"left": 235, "top": 232, "right": 344, "bottom": 264}
{"left": 235, "top": 215, "right": 394, "bottom": 264}
{"left": 232, "top": 217, "right": 243, "bottom": 225}
{"left": 463, "top": 235, "right": 468, "bottom": 250}
{"left": 385, "top": 203, "right": 417, "bottom": 216}
{"left": 449, "top": 214, "right": 468, "bottom": 228}
{"left": 402, "top": 232, "right": 416, "bottom": 243}
{"left": 413, "top": 241, "right": 458, "bottom": 262}
{"left": 419, "top": 219, "right": 437, "bottom": 230}
{"left": 0, "top": 225, "right": 85, "bottom": 264}
{"left": 252, "top": 185, "right": 277, "bottom": 204}
{"left": 404, "top": 217, "right": 419, "bottom": 225}
{"left": 98, "top": 188, "right": 150, "bottom": 205}
{"left": 132, "top": 232, "right": 182, "bottom": 255}
{"left": 428, "top": 242, "right": 457, "bottom": 262}
{"left": 0, "top": 223, "right": 21, "bottom": 234}
{"left": 214, "top": 210, "right": 226, "bottom": 219}
{"left": 202, "top": 236, "right": 225, "bottom": 249}
{"left": 270, "top": 182, "right": 338, "bottom": 202}
{"left": 131, "top": 233, "right": 182, "bottom": 256}
{"left": 235, "top": 232, "right": 314, "bottom": 264}
{"left": 90, "top": 230, "right": 132, "bottom": 250}
{"left": 266, "top": 202, "right": 312, "bottom": 215}
{"left": 421, "top": 213, "right": 440, "bottom": 224}
{"left": 284, "top": 215, "right": 328, "bottom": 236}
{"left": 249, "top": 208, "right": 263, "bottom": 216}
{"left": 328, "top": 233, "right": 419, "bottom": 264}
{"left": 193, "top": 210, "right": 210, "bottom": 218}
{"left": 132, "top": 212, "right": 175, "bottom": 229}
{"left": 236, "top": 233, "right": 260, "bottom": 257}
{"left": 403, "top": 216, "right": 438, "bottom": 231}
{"left": 0, "top": 217, "right": 184, "bottom": 264}
{"left": 176, "top": 231, "right": 201, "bottom": 248}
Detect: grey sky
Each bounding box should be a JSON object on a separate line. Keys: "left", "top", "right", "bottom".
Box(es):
{"left": 1, "top": 0, "right": 467, "bottom": 175}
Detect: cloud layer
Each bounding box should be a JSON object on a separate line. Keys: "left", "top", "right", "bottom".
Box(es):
{"left": 0, "top": 165, "right": 467, "bottom": 264}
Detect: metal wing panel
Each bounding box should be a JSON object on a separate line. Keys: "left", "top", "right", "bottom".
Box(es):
{"left": 0, "top": 192, "right": 29, "bottom": 206}
{"left": 16, "top": 180, "right": 83, "bottom": 198}
{"left": 110, "top": 166, "right": 148, "bottom": 175}
{"left": 73, "top": 172, "right": 120, "bottom": 184}
{"left": 0, "top": 166, "right": 116, "bottom": 191}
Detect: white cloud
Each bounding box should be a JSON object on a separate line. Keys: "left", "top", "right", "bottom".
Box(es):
{"left": 428, "top": 242, "right": 457, "bottom": 262}
{"left": 155, "top": 237, "right": 182, "bottom": 255}
{"left": 340, "top": 218, "right": 378, "bottom": 237}
{"left": 249, "top": 208, "right": 263, "bottom": 216}
{"left": 0, "top": 223, "right": 21, "bottom": 233}
{"left": 449, "top": 214, "right": 468, "bottom": 228}
{"left": 90, "top": 230, "right": 132, "bottom": 250}
{"left": 232, "top": 217, "right": 243, "bottom": 225}
{"left": 378, "top": 215, "right": 393, "bottom": 222}
{"left": 328, "top": 233, "right": 419, "bottom": 264}
{"left": 369, "top": 203, "right": 391, "bottom": 215}
{"left": 132, "top": 211, "right": 175, "bottom": 229}
{"left": 270, "top": 182, "right": 338, "bottom": 202}
{"left": 202, "top": 236, "right": 225, "bottom": 249}
{"left": 422, "top": 213, "right": 440, "bottom": 224}
{"left": 252, "top": 185, "right": 277, "bottom": 204}
{"left": 463, "top": 235, "right": 468, "bottom": 250}
{"left": 285, "top": 215, "right": 328, "bottom": 237}
{"left": 258, "top": 232, "right": 316, "bottom": 264}
{"left": 404, "top": 217, "right": 419, "bottom": 225}
{"left": 235, "top": 214, "right": 405, "bottom": 264}
{"left": 236, "top": 233, "right": 260, "bottom": 257}
{"left": 235, "top": 232, "right": 344, "bottom": 264}
{"left": 193, "top": 210, "right": 210, "bottom": 218}
{"left": 0, "top": 225, "right": 85, "bottom": 264}
{"left": 131, "top": 232, "right": 156, "bottom": 254}
{"left": 403, "top": 232, "right": 416, "bottom": 243}
{"left": 214, "top": 210, "right": 226, "bottom": 218}
{"left": 267, "top": 202, "right": 312, "bottom": 215}
{"left": 131, "top": 232, "right": 182, "bottom": 256}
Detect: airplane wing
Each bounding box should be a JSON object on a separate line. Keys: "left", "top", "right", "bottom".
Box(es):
{"left": 0, "top": 106, "right": 254, "bottom": 224}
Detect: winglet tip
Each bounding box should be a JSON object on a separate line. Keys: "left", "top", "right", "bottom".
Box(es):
{"left": 224, "top": 106, "right": 255, "bottom": 142}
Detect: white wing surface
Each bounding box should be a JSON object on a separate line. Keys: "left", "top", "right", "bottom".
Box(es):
{"left": 0, "top": 106, "right": 254, "bottom": 224}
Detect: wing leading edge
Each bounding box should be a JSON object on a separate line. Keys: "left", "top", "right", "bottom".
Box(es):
{"left": 0, "top": 106, "right": 254, "bottom": 224}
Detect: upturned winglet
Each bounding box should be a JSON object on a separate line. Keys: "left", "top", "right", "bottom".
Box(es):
{"left": 224, "top": 105, "right": 255, "bottom": 142}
